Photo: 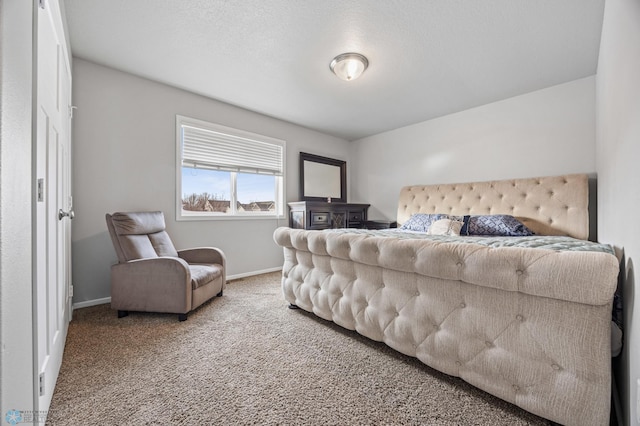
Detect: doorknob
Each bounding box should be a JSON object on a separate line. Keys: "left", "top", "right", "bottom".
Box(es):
{"left": 58, "top": 209, "right": 75, "bottom": 220}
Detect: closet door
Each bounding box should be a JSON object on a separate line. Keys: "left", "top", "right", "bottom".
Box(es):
{"left": 35, "top": 0, "right": 73, "bottom": 414}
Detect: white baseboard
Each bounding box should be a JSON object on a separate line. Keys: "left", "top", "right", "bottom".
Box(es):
{"left": 73, "top": 296, "right": 111, "bottom": 309}
{"left": 72, "top": 267, "right": 283, "bottom": 310}
{"left": 227, "top": 266, "right": 282, "bottom": 282}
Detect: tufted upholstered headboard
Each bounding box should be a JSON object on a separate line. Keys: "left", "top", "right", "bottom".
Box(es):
{"left": 396, "top": 174, "right": 589, "bottom": 240}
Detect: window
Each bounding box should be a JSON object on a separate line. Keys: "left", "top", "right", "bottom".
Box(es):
{"left": 176, "top": 115, "right": 285, "bottom": 220}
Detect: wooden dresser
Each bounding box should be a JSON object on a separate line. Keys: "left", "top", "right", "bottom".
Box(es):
{"left": 288, "top": 201, "right": 370, "bottom": 230}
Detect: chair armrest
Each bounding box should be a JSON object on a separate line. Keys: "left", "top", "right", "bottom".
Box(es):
{"left": 111, "top": 257, "right": 191, "bottom": 285}
{"left": 178, "top": 247, "right": 226, "bottom": 267}
{"left": 110, "top": 257, "right": 192, "bottom": 313}
{"left": 178, "top": 247, "right": 226, "bottom": 291}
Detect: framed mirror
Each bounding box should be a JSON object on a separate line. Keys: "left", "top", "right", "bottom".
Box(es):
{"left": 299, "top": 152, "right": 347, "bottom": 203}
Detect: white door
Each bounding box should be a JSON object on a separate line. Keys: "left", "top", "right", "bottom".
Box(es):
{"left": 35, "top": 0, "right": 73, "bottom": 416}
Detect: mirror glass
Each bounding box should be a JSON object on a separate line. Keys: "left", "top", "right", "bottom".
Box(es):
{"left": 299, "top": 152, "right": 346, "bottom": 202}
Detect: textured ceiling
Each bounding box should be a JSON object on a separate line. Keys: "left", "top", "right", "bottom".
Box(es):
{"left": 63, "top": 0, "right": 605, "bottom": 141}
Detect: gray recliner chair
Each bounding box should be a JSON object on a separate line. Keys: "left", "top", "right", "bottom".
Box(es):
{"left": 106, "top": 211, "right": 225, "bottom": 321}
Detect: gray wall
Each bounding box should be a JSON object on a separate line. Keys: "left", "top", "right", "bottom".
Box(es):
{"left": 71, "top": 59, "right": 351, "bottom": 304}
{"left": 349, "top": 77, "right": 597, "bottom": 221}
{"left": 596, "top": 0, "right": 640, "bottom": 424}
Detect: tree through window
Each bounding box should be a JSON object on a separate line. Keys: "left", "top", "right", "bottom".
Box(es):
{"left": 176, "top": 115, "right": 285, "bottom": 219}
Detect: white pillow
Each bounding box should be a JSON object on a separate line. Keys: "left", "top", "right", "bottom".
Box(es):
{"left": 427, "top": 218, "right": 464, "bottom": 236}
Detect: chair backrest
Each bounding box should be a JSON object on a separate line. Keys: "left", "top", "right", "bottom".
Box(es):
{"left": 106, "top": 211, "right": 179, "bottom": 263}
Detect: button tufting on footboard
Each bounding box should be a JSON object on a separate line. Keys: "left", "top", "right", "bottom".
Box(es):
{"left": 277, "top": 174, "right": 613, "bottom": 426}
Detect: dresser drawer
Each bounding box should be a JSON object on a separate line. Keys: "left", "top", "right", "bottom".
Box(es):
{"left": 287, "top": 202, "right": 370, "bottom": 230}
{"left": 347, "top": 210, "right": 365, "bottom": 228}
{"left": 348, "top": 211, "right": 363, "bottom": 223}
{"left": 311, "top": 212, "right": 330, "bottom": 226}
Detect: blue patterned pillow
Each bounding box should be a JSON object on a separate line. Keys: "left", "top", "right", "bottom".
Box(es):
{"left": 464, "top": 215, "right": 534, "bottom": 236}
{"left": 400, "top": 213, "right": 449, "bottom": 232}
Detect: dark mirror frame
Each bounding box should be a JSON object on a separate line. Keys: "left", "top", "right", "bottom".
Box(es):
{"left": 299, "top": 152, "right": 347, "bottom": 203}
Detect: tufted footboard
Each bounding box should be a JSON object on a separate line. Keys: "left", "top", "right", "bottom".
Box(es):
{"left": 273, "top": 227, "right": 619, "bottom": 426}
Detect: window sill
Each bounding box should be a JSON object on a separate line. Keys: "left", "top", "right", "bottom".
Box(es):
{"left": 177, "top": 212, "right": 286, "bottom": 222}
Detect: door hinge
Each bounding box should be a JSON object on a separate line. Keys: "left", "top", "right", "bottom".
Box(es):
{"left": 39, "top": 372, "right": 45, "bottom": 396}
{"left": 38, "top": 0, "right": 45, "bottom": 9}
{"left": 37, "top": 178, "right": 44, "bottom": 202}
{"left": 69, "top": 105, "right": 77, "bottom": 119}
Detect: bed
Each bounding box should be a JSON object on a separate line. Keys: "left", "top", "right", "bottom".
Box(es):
{"left": 272, "top": 174, "right": 620, "bottom": 426}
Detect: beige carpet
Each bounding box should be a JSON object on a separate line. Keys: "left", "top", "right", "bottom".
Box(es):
{"left": 46, "top": 271, "right": 552, "bottom": 425}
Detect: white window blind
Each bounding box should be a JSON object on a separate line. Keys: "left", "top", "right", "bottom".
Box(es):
{"left": 181, "top": 124, "right": 284, "bottom": 176}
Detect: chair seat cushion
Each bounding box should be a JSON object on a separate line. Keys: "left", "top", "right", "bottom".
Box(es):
{"left": 189, "top": 263, "right": 224, "bottom": 290}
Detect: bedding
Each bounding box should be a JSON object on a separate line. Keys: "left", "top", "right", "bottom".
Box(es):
{"left": 274, "top": 174, "right": 620, "bottom": 426}
{"left": 426, "top": 218, "right": 464, "bottom": 236}
{"left": 408, "top": 213, "right": 535, "bottom": 236}
{"left": 325, "top": 228, "right": 615, "bottom": 253}
{"left": 464, "top": 214, "right": 534, "bottom": 236}
{"left": 399, "top": 213, "right": 448, "bottom": 232}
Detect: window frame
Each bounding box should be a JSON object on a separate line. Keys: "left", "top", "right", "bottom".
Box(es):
{"left": 176, "top": 115, "right": 286, "bottom": 221}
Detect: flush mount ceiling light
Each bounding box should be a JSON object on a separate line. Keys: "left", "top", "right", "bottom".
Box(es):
{"left": 330, "top": 52, "right": 369, "bottom": 81}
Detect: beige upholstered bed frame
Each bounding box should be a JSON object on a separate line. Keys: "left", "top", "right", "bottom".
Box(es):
{"left": 274, "top": 173, "right": 618, "bottom": 425}
{"left": 397, "top": 173, "right": 589, "bottom": 239}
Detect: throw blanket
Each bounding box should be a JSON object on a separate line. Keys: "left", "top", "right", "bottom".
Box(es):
{"left": 325, "top": 229, "right": 615, "bottom": 255}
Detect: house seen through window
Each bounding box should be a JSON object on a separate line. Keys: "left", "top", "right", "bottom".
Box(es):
{"left": 176, "top": 115, "right": 285, "bottom": 219}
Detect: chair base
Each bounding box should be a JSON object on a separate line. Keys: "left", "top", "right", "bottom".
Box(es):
{"left": 118, "top": 309, "right": 188, "bottom": 322}
{"left": 288, "top": 304, "right": 300, "bottom": 310}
